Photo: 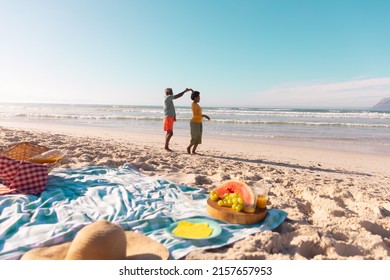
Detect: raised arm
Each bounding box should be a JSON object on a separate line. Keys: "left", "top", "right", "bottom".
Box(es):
{"left": 173, "top": 88, "right": 191, "bottom": 99}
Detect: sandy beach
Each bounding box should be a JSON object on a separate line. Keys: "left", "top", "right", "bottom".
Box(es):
{"left": 1, "top": 122, "right": 389, "bottom": 260}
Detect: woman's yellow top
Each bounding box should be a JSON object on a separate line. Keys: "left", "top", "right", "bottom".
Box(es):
{"left": 191, "top": 102, "right": 203, "bottom": 123}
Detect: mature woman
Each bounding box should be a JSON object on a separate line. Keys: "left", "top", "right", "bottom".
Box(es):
{"left": 187, "top": 90, "right": 210, "bottom": 154}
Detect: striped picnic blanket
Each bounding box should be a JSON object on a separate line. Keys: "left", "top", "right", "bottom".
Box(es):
{"left": 0, "top": 165, "right": 287, "bottom": 260}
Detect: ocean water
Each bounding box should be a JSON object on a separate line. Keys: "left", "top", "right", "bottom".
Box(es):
{"left": 1, "top": 102, "right": 390, "bottom": 155}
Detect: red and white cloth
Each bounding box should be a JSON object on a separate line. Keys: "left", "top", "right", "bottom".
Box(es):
{"left": 0, "top": 155, "right": 48, "bottom": 196}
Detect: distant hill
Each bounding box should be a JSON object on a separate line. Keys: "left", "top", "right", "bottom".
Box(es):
{"left": 372, "top": 97, "right": 390, "bottom": 111}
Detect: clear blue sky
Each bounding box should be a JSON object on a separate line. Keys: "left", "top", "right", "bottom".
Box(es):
{"left": 1, "top": 0, "right": 389, "bottom": 108}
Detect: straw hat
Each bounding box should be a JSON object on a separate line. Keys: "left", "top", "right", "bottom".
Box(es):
{"left": 21, "top": 220, "right": 169, "bottom": 260}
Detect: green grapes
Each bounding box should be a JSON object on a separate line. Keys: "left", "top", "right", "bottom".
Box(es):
{"left": 209, "top": 191, "right": 244, "bottom": 212}
{"left": 209, "top": 191, "right": 219, "bottom": 201}
{"left": 235, "top": 204, "right": 244, "bottom": 212}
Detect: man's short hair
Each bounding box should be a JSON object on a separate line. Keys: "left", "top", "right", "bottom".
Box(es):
{"left": 191, "top": 91, "right": 200, "bottom": 100}
{"left": 165, "top": 88, "right": 172, "bottom": 95}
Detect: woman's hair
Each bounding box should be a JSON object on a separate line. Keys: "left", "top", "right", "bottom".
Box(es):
{"left": 191, "top": 91, "right": 200, "bottom": 100}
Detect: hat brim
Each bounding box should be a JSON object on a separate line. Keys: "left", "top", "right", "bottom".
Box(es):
{"left": 124, "top": 231, "right": 169, "bottom": 260}
{"left": 21, "top": 231, "right": 169, "bottom": 260}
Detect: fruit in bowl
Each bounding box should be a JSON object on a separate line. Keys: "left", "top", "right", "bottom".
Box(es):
{"left": 210, "top": 191, "right": 245, "bottom": 212}
{"left": 209, "top": 180, "right": 256, "bottom": 213}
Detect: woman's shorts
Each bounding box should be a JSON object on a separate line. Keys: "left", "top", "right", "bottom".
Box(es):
{"left": 163, "top": 117, "right": 175, "bottom": 131}
{"left": 190, "top": 121, "right": 203, "bottom": 145}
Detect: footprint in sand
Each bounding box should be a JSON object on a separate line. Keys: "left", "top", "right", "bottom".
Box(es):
{"left": 360, "top": 221, "right": 390, "bottom": 238}
{"left": 297, "top": 239, "right": 325, "bottom": 259}
{"left": 333, "top": 241, "right": 364, "bottom": 257}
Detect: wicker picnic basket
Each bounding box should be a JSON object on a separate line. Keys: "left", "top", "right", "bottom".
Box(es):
{"left": 0, "top": 142, "right": 62, "bottom": 172}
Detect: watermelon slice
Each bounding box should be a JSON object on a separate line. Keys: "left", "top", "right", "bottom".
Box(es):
{"left": 214, "top": 180, "right": 256, "bottom": 213}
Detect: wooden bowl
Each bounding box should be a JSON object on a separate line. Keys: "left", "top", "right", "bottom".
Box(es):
{"left": 206, "top": 199, "right": 267, "bottom": 225}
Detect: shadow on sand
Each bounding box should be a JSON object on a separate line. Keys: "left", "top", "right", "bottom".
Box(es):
{"left": 197, "top": 153, "right": 372, "bottom": 177}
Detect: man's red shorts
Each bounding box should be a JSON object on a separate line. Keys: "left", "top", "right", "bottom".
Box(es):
{"left": 163, "top": 116, "right": 175, "bottom": 131}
